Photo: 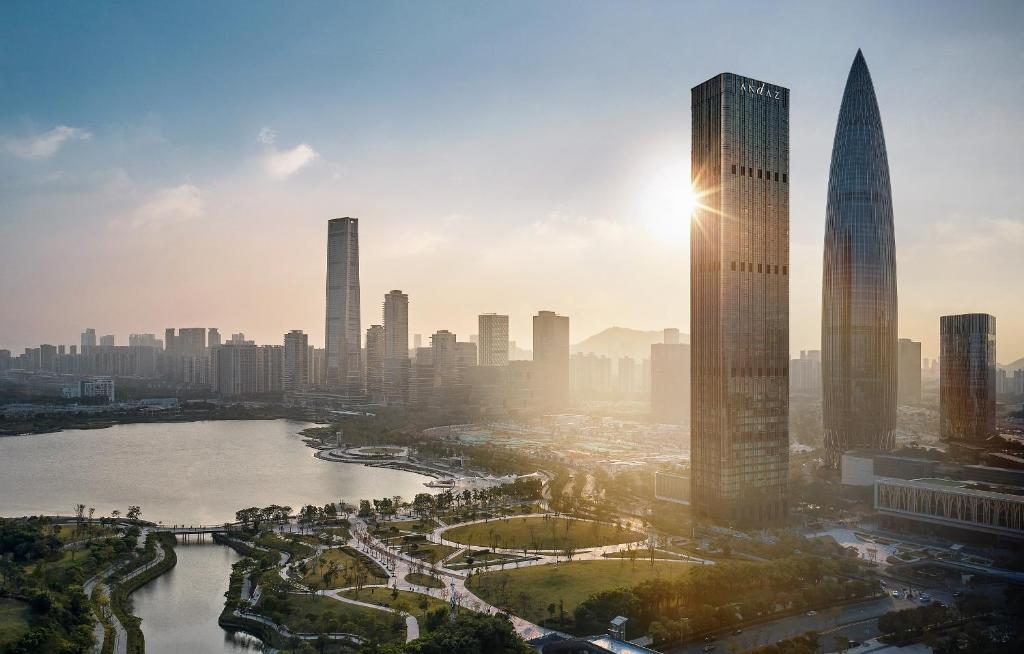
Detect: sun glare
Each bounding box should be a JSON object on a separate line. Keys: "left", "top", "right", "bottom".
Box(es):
{"left": 638, "top": 161, "right": 696, "bottom": 241}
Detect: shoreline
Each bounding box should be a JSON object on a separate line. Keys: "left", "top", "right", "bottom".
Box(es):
{"left": 0, "top": 407, "right": 321, "bottom": 437}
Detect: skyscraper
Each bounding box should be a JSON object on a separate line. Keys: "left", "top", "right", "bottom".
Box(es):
{"left": 822, "top": 50, "right": 898, "bottom": 467}
{"left": 690, "top": 72, "right": 790, "bottom": 525}
{"left": 478, "top": 314, "right": 509, "bottom": 367}
{"left": 325, "top": 217, "right": 362, "bottom": 394}
{"left": 651, "top": 342, "right": 689, "bottom": 424}
{"left": 532, "top": 311, "right": 569, "bottom": 409}
{"left": 940, "top": 314, "right": 996, "bottom": 444}
{"left": 382, "top": 290, "right": 410, "bottom": 404}
{"left": 216, "top": 339, "right": 257, "bottom": 397}
{"left": 897, "top": 338, "right": 922, "bottom": 405}
{"left": 365, "top": 325, "right": 385, "bottom": 400}
{"left": 383, "top": 290, "right": 409, "bottom": 359}
{"left": 81, "top": 328, "right": 96, "bottom": 354}
{"left": 283, "top": 330, "right": 309, "bottom": 392}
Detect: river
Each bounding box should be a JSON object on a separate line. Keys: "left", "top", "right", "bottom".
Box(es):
{"left": 0, "top": 419, "right": 433, "bottom": 652}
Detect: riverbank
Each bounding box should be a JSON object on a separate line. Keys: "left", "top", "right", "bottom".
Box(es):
{"left": 108, "top": 532, "right": 178, "bottom": 654}
{"left": 0, "top": 403, "right": 322, "bottom": 436}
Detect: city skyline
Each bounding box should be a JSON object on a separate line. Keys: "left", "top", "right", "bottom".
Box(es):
{"left": 2, "top": 3, "right": 1023, "bottom": 360}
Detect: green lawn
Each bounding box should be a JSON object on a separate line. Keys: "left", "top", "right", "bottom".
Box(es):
{"left": 340, "top": 588, "right": 450, "bottom": 634}
{"left": 443, "top": 516, "right": 642, "bottom": 551}
{"left": 255, "top": 593, "right": 405, "bottom": 643}
{"left": 405, "top": 572, "right": 446, "bottom": 589}
{"left": 299, "top": 546, "right": 388, "bottom": 590}
{"left": 398, "top": 541, "right": 458, "bottom": 563}
{"left": 467, "top": 559, "right": 688, "bottom": 625}
{"left": 0, "top": 598, "right": 31, "bottom": 645}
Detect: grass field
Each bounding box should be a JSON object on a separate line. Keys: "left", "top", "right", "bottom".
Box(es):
{"left": 55, "top": 523, "right": 116, "bottom": 543}
{"left": 466, "top": 559, "right": 688, "bottom": 625}
{"left": 443, "top": 516, "right": 642, "bottom": 551}
{"left": 340, "top": 588, "right": 450, "bottom": 634}
{"left": 255, "top": 594, "right": 405, "bottom": 642}
{"left": 405, "top": 572, "right": 446, "bottom": 589}
{"left": 300, "top": 547, "right": 388, "bottom": 590}
{"left": 0, "top": 598, "right": 31, "bottom": 645}
{"left": 397, "top": 541, "right": 458, "bottom": 563}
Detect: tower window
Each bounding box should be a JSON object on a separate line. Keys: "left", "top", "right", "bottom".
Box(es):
{"left": 740, "top": 166, "right": 745, "bottom": 175}
{"left": 758, "top": 169, "right": 763, "bottom": 179}
{"left": 774, "top": 172, "right": 779, "bottom": 181}
{"left": 740, "top": 262, "right": 745, "bottom": 272}
{"left": 731, "top": 164, "right": 737, "bottom": 174}
{"left": 731, "top": 261, "right": 736, "bottom": 271}
{"left": 774, "top": 265, "right": 778, "bottom": 274}
{"left": 757, "top": 263, "right": 762, "bottom": 273}
{"left": 782, "top": 265, "right": 788, "bottom": 275}
{"left": 782, "top": 173, "right": 788, "bottom": 183}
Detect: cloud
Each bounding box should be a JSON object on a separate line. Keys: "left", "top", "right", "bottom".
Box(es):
{"left": 127, "top": 183, "right": 205, "bottom": 228}
{"left": 5, "top": 125, "right": 93, "bottom": 159}
{"left": 257, "top": 126, "right": 319, "bottom": 180}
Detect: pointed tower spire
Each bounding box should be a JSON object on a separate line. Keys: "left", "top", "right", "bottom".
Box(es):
{"left": 821, "top": 51, "right": 898, "bottom": 468}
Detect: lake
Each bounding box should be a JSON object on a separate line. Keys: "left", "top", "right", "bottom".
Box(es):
{"left": 0, "top": 419, "right": 432, "bottom": 652}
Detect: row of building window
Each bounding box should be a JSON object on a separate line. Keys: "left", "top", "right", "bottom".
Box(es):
{"left": 731, "top": 164, "right": 787, "bottom": 183}
{"left": 730, "top": 367, "right": 789, "bottom": 377}
{"left": 731, "top": 261, "right": 787, "bottom": 275}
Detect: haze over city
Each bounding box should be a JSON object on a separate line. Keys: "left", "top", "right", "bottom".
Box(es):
{"left": 2, "top": 3, "right": 1024, "bottom": 654}
{"left": 2, "top": 1, "right": 1022, "bottom": 360}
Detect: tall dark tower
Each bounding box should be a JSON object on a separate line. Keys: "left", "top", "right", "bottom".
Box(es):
{"left": 690, "top": 73, "right": 790, "bottom": 526}
{"left": 822, "top": 50, "right": 898, "bottom": 467}
{"left": 325, "top": 217, "right": 362, "bottom": 394}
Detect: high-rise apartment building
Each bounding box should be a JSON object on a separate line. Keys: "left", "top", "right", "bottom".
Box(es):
{"left": 478, "top": 314, "right": 510, "bottom": 367}
{"left": 325, "top": 217, "right": 362, "bottom": 394}
{"left": 216, "top": 340, "right": 257, "bottom": 397}
{"left": 790, "top": 350, "right": 822, "bottom": 395}
{"left": 690, "top": 71, "right": 790, "bottom": 525}
{"left": 81, "top": 328, "right": 97, "bottom": 354}
{"left": 898, "top": 339, "right": 922, "bottom": 405}
{"left": 208, "top": 328, "right": 222, "bottom": 348}
{"left": 532, "top": 311, "right": 570, "bottom": 409}
{"left": 651, "top": 343, "right": 689, "bottom": 424}
{"left": 940, "top": 314, "right": 996, "bottom": 443}
{"left": 431, "top": 330, "right": 458, "bottom": 387}
{"left": 283, "top": 330, "right": 309, "bottom": 392}
{"left": 383, "top": 290, "right": 410, "bottom": 404}
{"left": 100, "top": 335, "right": 115, "bottom": 348}
{"left": 256, "top": 345, "right": 283, "bottom": 393}
{"left": 663, "top": 328, "right": 681, "bottom": 345}
{"left": 383, "top": 290, "right": 409, "bottom": 359}
{"left": 822, "top": 51, "right": 898, "bottom": 467}
{"left": 365, "top": 325, "right": 385, "bottom": 400}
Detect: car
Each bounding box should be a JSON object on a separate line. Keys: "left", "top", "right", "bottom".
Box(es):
{"left": 734, "top": 629, "right": 743, "bottom": 635}
{"left": 879, "top": 580, "right": 887, "bottom": 586}
{"left": 807, "top": 610, "right": 817, "bottom": 616}
{"left": 920, "top": 594, "right": 932, "bottom": 603}
{"left": 703, "top": 646, "right": 716, "bottom": 652}
{"left": 892, "top": 590, "right": 900, "bottom": 597}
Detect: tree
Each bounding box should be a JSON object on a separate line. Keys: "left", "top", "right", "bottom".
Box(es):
{"left": 127, "top": 505, "right": 142, "bottom": 521}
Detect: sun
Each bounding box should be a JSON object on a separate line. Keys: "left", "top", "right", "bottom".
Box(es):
{"left": 638, "top": 161, "right": 697, "bottom": 241}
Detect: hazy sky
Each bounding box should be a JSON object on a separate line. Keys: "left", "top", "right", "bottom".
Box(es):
{"left": 2, "top": 1, "right": 1022, "bottom": 361}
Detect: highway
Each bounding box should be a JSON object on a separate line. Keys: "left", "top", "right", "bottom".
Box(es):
{"left": 666, "top": 592, "right": 947, "bottom": 654}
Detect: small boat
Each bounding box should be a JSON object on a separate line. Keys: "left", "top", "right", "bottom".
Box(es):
{"left": 424, "top": 478, "right": 455, "bottom": 488}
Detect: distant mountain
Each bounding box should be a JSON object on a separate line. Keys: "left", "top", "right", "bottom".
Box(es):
{"left": 572, "top": 326, "right": 687, "bottom": 361}
{"left": 1000, "top": 356, "right": 1024, "bottom": 372}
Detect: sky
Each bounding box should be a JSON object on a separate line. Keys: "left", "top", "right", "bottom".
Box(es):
{"left": 1, "top": 1, "right": 1022, "bottom": 362}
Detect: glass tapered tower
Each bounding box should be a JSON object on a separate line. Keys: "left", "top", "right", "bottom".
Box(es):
{"left": 822, "top": 50, "right": 898, "bottom": 467}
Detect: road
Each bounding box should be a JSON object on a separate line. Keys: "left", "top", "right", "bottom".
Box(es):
{"left": 666, "top": 594, "right": 933, "bottom": 654}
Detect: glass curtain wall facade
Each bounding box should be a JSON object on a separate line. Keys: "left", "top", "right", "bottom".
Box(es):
{"left": 822, "top": 50, "right": 898, "bottom": 467}
{"left": 690, "top": 73, "right": 790, "bottom": 526}
{"left": 325, "top": 217, "right": 363, "bottom": 393}
{"left": 940, "top": 313, "right": 997, "bottom": 443}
